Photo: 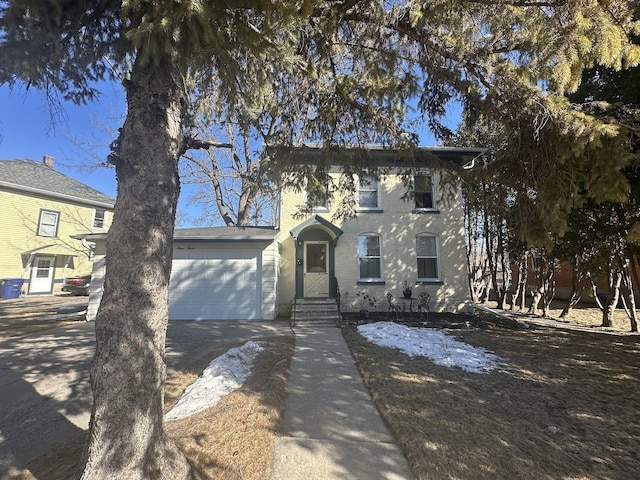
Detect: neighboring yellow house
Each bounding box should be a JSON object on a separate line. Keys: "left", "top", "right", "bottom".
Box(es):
{"left": 0, "top": 156, "right": 114, "bottom": 296}
{"left": 276, "top": 146, "right": 484, "bottom": 315}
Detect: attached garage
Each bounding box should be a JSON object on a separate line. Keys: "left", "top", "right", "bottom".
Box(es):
{"left": 80, "top": 227, "right": 280, "bottom": 321}
{"left": 170, "top": 245, "right": 262, "bottom": 320}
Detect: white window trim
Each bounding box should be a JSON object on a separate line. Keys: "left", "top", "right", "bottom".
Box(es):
{"left": 37, "top": 209, "right": 60, "bottom": 237}
{"left": 303, "top": 177, "right": 331, "bottom": 212}
{"left": 412, "top": 173, "right": 438, "bottom": 211}
{"left": 91, "top": 208, "right": 108, "bottom": 230}
{"left": 357, "top": 233, "right": 384, "bottom": 282}
{"left": 357, "top": 175, "right": 382, "bottom": 211}
{"left": 416, "top": 233, "right": 440, "bottom": 281}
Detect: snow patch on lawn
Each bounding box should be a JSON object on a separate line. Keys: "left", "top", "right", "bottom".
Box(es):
{"left": 166, "top": 340, "right": 265, "bottom": 421}
{"left": 358, "top": 322, "right": 503, "bottom": 373}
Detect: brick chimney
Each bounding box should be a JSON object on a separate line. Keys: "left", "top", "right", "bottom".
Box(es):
{"left": 42, "top": 155, "right": 55, "bottom": 169}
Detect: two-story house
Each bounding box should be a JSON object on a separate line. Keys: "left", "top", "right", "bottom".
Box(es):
{"left": 82, "top": 146, "right": 482, "bottom": 320}
{"left": 276, "top": 146, "right": 483, "bottom": 315}
{"left": 0, "top": 156, "right": 114, "bottom": 296}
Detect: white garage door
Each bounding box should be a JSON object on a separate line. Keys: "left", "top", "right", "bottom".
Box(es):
{"left": 169, "top": 246, "right": 261, "bottom": 320}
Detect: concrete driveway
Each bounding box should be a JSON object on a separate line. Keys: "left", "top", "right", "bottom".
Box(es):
{"left": 0, "top": 312, "right": 287, "bottom": 477}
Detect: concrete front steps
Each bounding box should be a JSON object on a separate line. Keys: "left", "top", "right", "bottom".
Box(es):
{"left": 291, "top": 298, "right": 341, "bottom": 326}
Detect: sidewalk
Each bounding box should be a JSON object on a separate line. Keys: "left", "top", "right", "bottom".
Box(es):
{"left": 270, "top": 325, "right": 414, "bottom": 480}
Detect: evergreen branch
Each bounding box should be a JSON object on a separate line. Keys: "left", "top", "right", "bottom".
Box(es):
{"left": 572, "top": 102, "right": 640, "bottom": 135}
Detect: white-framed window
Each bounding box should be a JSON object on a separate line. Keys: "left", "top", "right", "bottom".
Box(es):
{"left": 357, "top": 233, "right": 383, "bottom": 281}
{"left": 358, "top": 175, "right": 381, "bottom": 210}
{"left": 35, "top": 258, "right": 52, "bottom": 277}
{"left": 416, "top": 234, "right": 440, "bottom": 281}
{"left": 37, "top": 209, "right": 60, "bottom": 237}
{"left": 92, "top": 208, "right": 107, "bottom": 229}
{"left": 305, "top": 177, "right": 330, "bottom": 212}
{"left": 413, "top": 174, "right": 436, "bottom": 210}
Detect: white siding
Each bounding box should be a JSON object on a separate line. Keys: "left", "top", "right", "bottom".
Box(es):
{"left": 87, "top": 238, "right": 279, "bottom": 321}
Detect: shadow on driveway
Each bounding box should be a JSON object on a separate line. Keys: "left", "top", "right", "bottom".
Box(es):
{"left": 0, "top": 318, "right": 288, "bottom": 476}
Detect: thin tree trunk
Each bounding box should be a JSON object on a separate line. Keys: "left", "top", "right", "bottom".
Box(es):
{"left": 496, "top": 222, "right": 509, "bottom": 309}
{"left": 510, "top": 251, "right": 527, "bottom": 311}
{"left": 620, "top": 256, "right": 638, "bottom": 332}
{"left": 591, "top": 278, "right": 603, "bottom": 310}
{"left": 559, "top": 285, "right": 586, "bottom": 318}
{"left": 542, "top": 270, "right": 555, "bottom": 317}
{"left": 630, "top": 253, "right": 640, "bottom": 300}
{"left": 528, "top": 249, "right": 555, "bottom": 317}
{"left": 559, "top": 258, "right": 587, "bottom": 318}
{"left": 602, "top": 270, "right": 621, "bottom": 328}
{"left": 516, "top": 252, "right": 529, "bottom": 311}
{"left": 482, "top": 190, "right": 502, "bottom": 308}
{"left": 81, "top": 55, "right": 191, "bottom": 480}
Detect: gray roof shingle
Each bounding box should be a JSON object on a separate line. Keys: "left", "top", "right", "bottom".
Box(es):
{"left": 0, "top": 159, "right": 115, "bottom": 207}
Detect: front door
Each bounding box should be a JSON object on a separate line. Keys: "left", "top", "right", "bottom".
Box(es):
{"left": 29, "top": 255, "right": 55, "bottom": 294}
{"left": 303, "top": 241, "right": 329, "bottom": 297}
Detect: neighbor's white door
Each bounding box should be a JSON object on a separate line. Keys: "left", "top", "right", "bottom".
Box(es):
{"left": 29, "top": 255, "right": 55, "bottom": 294}
{"left": 303, "top": 241, "right": 329, "bottom": 297}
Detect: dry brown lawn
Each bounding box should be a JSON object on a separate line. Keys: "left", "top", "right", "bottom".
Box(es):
{"left": 342, "top": 308, "right": 640, "bottom": 480}
{"left": 486, "top": 299, "right": 637, "bottom": 332}
{"left": 9, "top": 300, "right": 640, "bottom": 480}
{"left": 11, "top": 334, "right": 294, "bottom": 480}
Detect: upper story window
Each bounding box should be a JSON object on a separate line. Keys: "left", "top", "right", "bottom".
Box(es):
{"left": 358, "top": 175, "right": 381, "bottom": 211}
{"left": 37, "top": 209, "right": 60, "bottom": 237}
{"left": 416, "top": 234, "right": 440, "bottom": 281}
{"left": 357, "top": 233, "right": 383, "bottom": 281}
{"left": 306, "top": 177, "right": 330, "bottom": 212}
{"left": 413, "top": 174, "right": 436, "bottom": 210}
{"left": 92, "top": 208, "right": 107, "bottom": 229}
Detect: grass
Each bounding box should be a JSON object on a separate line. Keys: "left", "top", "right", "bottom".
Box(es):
{"left": 11, "top": 334, "right": 294, "bottom": 480}
{"left": 342, "top": 308, "right": 640, "bottom": 480}
{"left": 8, "top": 300, "right": 640, "bottom": 480}
{"left": 486, "top": 298, "right": 637, "bottom": 332}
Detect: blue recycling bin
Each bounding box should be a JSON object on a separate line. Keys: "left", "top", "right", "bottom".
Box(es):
{"left": 0, "top": 278, "right": 24, "bottom": 299}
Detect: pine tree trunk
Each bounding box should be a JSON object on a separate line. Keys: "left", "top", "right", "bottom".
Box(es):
{"left": 81, "top": 55, "right": 191, "bottom": 480}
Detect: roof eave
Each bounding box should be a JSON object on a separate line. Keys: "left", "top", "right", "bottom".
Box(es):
{"left": 0, "top": 181, "right": 115, "bottom": 209}
{"left": 174, "top": 235, "right": 277, "bottom": 242}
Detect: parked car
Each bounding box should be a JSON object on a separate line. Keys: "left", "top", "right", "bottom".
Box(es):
{"left": 62, "top": 275, "right": 91, "bottom": 296}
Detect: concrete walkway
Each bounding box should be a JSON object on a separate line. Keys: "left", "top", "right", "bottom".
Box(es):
{"left": 270, "top": 325, "right": 414, "bottom": 480}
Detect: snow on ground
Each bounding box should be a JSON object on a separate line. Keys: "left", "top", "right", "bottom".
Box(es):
{"left": 358, "top": 322, "right": 503, "bottom": 373}
{"left": 165, "top": 322, "right": 501, "bottom": 422}
{"left": 165, "top": 340, "right": 266, "bottom": 421}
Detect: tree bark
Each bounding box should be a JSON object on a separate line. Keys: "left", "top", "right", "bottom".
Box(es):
{"left": 619, "top": 256, "right": 638, "bottom": 332}
{"left": 496, "top": 222, "right": 510, "bottom": 309}
{"left": 511, "top": 251, "right": 528, "bottom": 311}
{"left": 81, "top": 54, "right": 191, "bottom": 480}
{"left": 601, "top": 270, "right": 621, "bottom": 328}
{"left": 559, "top": 257, "right": 588, "bottom": 318}
{"left": 528, "top": 249, "right": 555, "bottom": 317}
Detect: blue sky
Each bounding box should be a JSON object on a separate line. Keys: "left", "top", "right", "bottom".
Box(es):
{"left": 0, "top": 82, "right": 122, "bottom": 199}
{"left": 1, "top": 81, "right": 458, "bottom": 227}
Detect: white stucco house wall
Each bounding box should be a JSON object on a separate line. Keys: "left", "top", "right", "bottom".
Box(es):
{"left": 275, "top": 146, "right": 483, "bottom": 315}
